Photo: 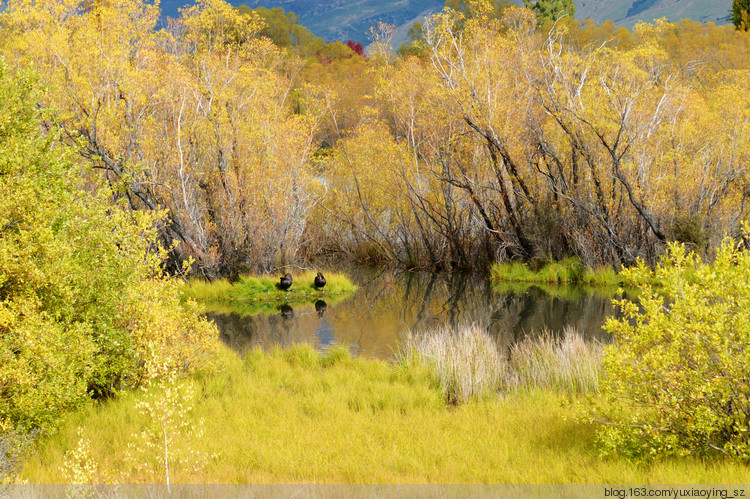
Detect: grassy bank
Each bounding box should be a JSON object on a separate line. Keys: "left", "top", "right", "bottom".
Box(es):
{"left": 182, "top": 271, "right": 358, "bottom": 311}
{"left": 490, "top": 257, "right": 657, "bottom": 286}
{"left": 22, "top": 343, "right": 750, "bottom": 484}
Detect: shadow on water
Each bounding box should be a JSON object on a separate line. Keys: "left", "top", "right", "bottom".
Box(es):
{"left": 206, "top": 267, "right": 627, "bottom": 359}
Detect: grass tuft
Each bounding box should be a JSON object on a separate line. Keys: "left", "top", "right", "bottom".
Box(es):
{"left": 282, "top": 343, "right": 321, "bottom": 368}
{"left": 400, "top": 325, "right": 604, "bottom": 402}
{"left": 399, "top": 324, "right": 504, "bottom": 404}
{"left": 507, "top": 327, "right": 603, "bottom": 395}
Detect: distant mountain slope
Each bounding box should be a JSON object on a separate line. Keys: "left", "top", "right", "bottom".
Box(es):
{"left": 577, "top": 0, "right": 731, "bottom": 28}
{"left": 157, "top": 0, "right": 732, "bottom": 45}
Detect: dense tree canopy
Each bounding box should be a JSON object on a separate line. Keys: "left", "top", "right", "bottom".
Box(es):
{"left": 0, "top": 0, "right": 746, "bottom": 277}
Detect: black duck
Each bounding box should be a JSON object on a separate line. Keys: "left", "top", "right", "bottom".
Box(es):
{"left": 279, "top": 273, "right": 293, "bottom": 290}
{"left": 314, "top": 272, "right": 326, "bottom": 289}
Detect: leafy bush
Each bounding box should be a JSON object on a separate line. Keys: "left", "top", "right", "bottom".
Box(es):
{"left": 0, "top": 62, "right": 219, "bottom": 432}
{"left": 596, "top": 240, "right": 750, "bottom": 460}
{"left": 1, "top": 428, "right": 37, "bottom": 485}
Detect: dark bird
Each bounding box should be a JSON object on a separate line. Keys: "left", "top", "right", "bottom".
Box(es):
{"left": 314, "top": 272, "right": 326, "bottom": 289}
{"left": 278, "top": 273, "right": 293, "bottom": 290}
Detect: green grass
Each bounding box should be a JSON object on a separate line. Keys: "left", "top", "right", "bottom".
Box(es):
{"left": 491, "top": 257, "right": 641, "bottom": 287}
{"left": 21, "top": 344, "right": 750, "bottom": 484}
{"left": 182, "top": 271, "right": 358, "bottom": 312}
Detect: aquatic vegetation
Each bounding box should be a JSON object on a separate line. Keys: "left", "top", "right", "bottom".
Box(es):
{"left": 490, "top": 257, "right": 636, "bottom": 286}
{"left": 182, "top": 271, "right": 358, "bottom": 309}
{"left": 489, "top": 279, "right": 623, "bottom": 301}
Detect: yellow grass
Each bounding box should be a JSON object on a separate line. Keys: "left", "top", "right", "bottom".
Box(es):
{"left": 21, "top": 345, "right": 750, "bottom": 484}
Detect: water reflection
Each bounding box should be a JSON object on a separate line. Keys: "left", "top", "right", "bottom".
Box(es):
{"left": 279, "top": 304, "right": 294, "bottom": 318}
{"left": 207, "top": 268, "right": 624, "bottom": 358}
{"left": 314, "top": 300, "right": 327, "bottom": 318}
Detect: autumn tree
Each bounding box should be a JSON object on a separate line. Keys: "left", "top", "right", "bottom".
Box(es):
{"left": 346, "top": 40, "right": 365, "bottom": 56}
{"left": 0, "top": 0, "right": 324, "bottom": 277}
{"left": 1, "top": 0, "right": 747, "bottom": 274}
{"left": 445, "top": 0, "right": 513, "bottom": 20}
{"left": 350, "top": 2, "right": 749, "bottom": 269}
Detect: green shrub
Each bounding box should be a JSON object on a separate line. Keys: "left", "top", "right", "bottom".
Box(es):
{"left": 0, "top": 62, "right": 219, "bottom": 432}
{"left": 670, "top": 215, "right": 708, "bottom": 250}
{"left": 595, "top": 240, "right": 750, "bottom": 460}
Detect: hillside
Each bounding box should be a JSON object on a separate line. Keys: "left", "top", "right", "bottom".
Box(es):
{"left": 157, "top": 0, "right": 732, "bottom": 46}
{"left": 577, "top": 0, "right": 731, "bottom": 28}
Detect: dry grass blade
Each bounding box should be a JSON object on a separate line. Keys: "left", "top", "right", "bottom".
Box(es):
{"left": 399, "top": 324, "right": 506, "bottom": 404}
{"left": 400, "top": 325, "right": 604, "bottom": 403}
{"left": 507, "top": 327, "right": 603, "bottom": 395}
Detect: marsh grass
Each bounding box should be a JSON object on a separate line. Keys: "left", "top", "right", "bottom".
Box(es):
{"left": 182, "top": 271, "right": 357, "bottom": 308}
{"left": 21, "top": 344, "right": 750, "bottom": 484}
{"left": 400, "top": 325, "right": 603, "bottom": 401}
{"left": 507, "top": 327, "right": 603, "bottom": 395}
{"left": 491, "top": 257, "right": 639, "bottom": 286}
{"left": 399, "top": 325, "right": 504, "bottom": 404}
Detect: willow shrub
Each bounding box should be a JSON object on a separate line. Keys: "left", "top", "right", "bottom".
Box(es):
{"left": 0, "top": 62, "right": 219, "bottom": 432}
{"left": 596, "top": 240, "right": 750, "bottom": 460}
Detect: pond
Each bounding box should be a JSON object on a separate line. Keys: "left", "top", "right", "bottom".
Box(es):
{"left": 206, "top": 268, "right": 625, "bottom": 359}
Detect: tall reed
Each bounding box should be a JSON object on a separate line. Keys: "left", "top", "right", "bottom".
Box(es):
{"left": 507, "top": 327, "right": 603, "bottom": 394}
{"left": 400, "top": 325, "right": 603, "bottom": 403}
{"left": 399, "top": 325, "right": 505, "bottom": 404}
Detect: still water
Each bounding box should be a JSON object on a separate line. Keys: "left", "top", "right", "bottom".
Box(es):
{"left": 207, "top": 268, "right": 623, "bottom": 359}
